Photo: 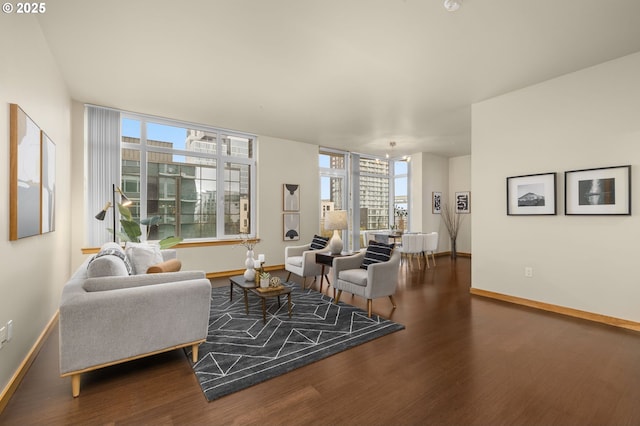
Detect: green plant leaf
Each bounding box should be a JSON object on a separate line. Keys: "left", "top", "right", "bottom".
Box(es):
{"left": 120, "top": 219, "right": 141, "bottom": 242}
{"left": 159, "top": 236, "right": 183, "bottom": 249}
{"left": 140, "top": 216, "right": 161, "bottom": 226}
{"left": 118, "top": 203, "right": 133, "bottom": 221}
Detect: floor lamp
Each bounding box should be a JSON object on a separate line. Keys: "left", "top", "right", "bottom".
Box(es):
{"left": 95, "top": 184, "right": 132, "bottom": 242}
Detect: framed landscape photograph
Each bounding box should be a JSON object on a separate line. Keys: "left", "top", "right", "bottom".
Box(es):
{"left": 507, "top": 172, "right": 557, "bottom": 215}
{"left": 432, "top": 191, "right": 442, "bottom": 214}
{"left": 455, "top": 191, "right": 471, "bottom": 214}
{"left": 565, "top": 165, "right": 631, "bottom": 215}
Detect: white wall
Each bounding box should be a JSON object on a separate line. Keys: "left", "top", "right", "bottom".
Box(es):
{"left": 449, "top": 155, "right": 471, "bottom": 254}
{"left": 472, "top": 51, "right": 640, "bottom": 322}
{"left": 0, "top": 16, "right": 71, "bottom": 394}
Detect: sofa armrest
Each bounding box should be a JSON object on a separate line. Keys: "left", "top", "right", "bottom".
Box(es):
{"left": 366, "top": 250, "right": 401, "bottom": 298}
{"left": 83, "top": 270, "right": 206, "bottom": 292}
{"left": 60, "top": 277, "right": 211, "bottom": 375}
{"left": 285, "top": 243, "right": 311, "bottom": 258}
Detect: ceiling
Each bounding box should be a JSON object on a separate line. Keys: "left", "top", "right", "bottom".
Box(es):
{"left": 37, "top": 0, "right": 640, "bottom": 158}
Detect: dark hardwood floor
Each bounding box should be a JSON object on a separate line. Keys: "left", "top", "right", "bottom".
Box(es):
{"left": 2, "top": 256, "right": 640, "bottom": 425}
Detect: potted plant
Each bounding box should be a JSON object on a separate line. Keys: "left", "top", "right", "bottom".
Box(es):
{"left": 259, "top": 271, "right": 271, "bottom": 288}
{"left": 394, "top": 205, "right": 408, "bottom": 233}
{"left": 110, "top": 203, "right": 182, "bottom": 249}
{"left": 441, "top": 203, "right": 464, "bottom": 259}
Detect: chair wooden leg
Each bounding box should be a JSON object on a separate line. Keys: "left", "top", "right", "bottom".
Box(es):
{"left": 431, "top": 253, "right": 436, "bottom": 267}
{"left": 367, "top": 299, "right": 372, "bottom": 317}
{"left": 335, "top": 290, "right": 342, "bottom": 304}
{"left": 71, "top": 374, "right": 81, "bottom": 397}
{"left": 389, "top": 295, "right": 397, "bottom": 308}
{"left": 192, "top": 343, "right": 199, "bottom": 362}
{"left": 302, "top": 277, "right": 307, "bottom": 289}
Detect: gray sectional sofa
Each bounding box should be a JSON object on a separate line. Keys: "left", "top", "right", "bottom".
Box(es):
{"left": 59, "top": 242, "right": 212, "bottom": 397}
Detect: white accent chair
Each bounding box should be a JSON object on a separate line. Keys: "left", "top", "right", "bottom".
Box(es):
{"left": 332, "top": 249, "right": 401, "bottom": 317}
{"left": 422, "top": 232, "right": 439, "bottom": 268}
{"left": 397, "top": 233, "right": 424, "bottom": 268}
{"left": 284, "top": 243, "right": 324, "bottom": 288}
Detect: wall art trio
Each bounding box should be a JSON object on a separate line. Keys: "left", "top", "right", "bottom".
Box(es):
{"left": 507, "top": 165, "right": 631, "bottom": 216}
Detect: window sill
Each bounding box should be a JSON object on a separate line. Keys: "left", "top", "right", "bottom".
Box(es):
{"left": 81, "top": 238, "right": 260, "bottom": 255}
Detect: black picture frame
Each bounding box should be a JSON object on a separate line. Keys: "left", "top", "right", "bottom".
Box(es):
{"left": 507, "top": 172, "right": 557, "bottom": 216}
{"left": 564, "top": 165, "right": 631, "bottom": 215}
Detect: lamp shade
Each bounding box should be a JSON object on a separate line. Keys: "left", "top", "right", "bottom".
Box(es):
{"left": 324, "top": 210, "right": 347, "bottom": 231}
{"left": 95, "top": 202, "right": 111, "bottom": 220}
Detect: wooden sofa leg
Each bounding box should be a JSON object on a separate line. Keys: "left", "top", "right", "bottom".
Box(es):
{"left": 71, "top": 374, "right": 81, "bottom": 397}
{"left": 389, "top": 295, "right": 397, "bottom": 308}
{"left": 334, "top": 290, "right": 342, "bottom": 304}
{"left": 192, "top": 343, "right": 199, "bottom": 363}
{"left": 367, "top": 299, "right": 372, "bottom": 317}
{"left": 286, "top": 272, "right": 291, "bottom": 281}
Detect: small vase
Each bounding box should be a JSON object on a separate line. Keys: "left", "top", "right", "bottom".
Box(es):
{"left": 244, "top": 250, "right": 255, "bottom": 281}
{"left": 260, "top": 277, "right": 269, "bottom": 288}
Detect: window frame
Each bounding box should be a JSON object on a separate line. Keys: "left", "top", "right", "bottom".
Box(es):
{"left": 120, "top": 112, "right": 257, "bottom": 242}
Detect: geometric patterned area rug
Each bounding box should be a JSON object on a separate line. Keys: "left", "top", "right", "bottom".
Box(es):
{"left": 185, "top": 282, "right": 405, "bottom": 402}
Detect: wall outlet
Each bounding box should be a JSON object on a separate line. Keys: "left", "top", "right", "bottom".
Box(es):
{"left": 524, "top": 267, "right": 533, "bottom": 278}
{"left": 0, "top": 325, "right": 6, "bottom": 345}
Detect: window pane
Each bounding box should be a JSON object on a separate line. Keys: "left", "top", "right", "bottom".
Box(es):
{"left": 394, "top": 160, "right": 408, "bottom": 175}
{"left": 320, "top": 175, "right": 345, "bottom": 238}
{"left": 360, "top": 158, "right": 389, "bottom": 230}
{"left": 122, "top": 118, "right": 141, "bottom": 143}
{"left": 319, "top": 152, "right": 345, "bottom": 169}
{"left": 186, "top": 130, "right": 217, "bottom": 159}
{"left": 222, "top": 134, "right": 253, "bottom": 158}
{"left": 225, "top": 162, "right": 251, "bottom": 235}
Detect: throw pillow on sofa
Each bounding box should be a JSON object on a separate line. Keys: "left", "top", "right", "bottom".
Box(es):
{"left": 125, "top": 242, "right": 163, "bottom": 275}
{"left": 310, "top": 234, "right": 329, "bottom": 250}
{"left": 147, "top": 258, "right": 182, "bottom": 273}
{"left": 87, "top": 243, "right": 132, "bottom": 277}
{"left": 360, "top": 240, "right": 393, "bottom": 270}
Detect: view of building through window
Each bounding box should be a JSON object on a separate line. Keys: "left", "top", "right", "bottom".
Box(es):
{"left": 121, "top": 117, "right": 254, "bottom": 241}
{"left": 359, "top": 157, "right": 390, "bottom": 230}
{"left": 320, "top": 150, "right": 410, "bottom": 247}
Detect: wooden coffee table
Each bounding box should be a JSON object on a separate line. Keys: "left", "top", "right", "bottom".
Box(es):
{"left": 250, "top": 286, "right": 292, "bottom": 324}
{"left": 229, "top": 275, "right": 258, "bottom": 314}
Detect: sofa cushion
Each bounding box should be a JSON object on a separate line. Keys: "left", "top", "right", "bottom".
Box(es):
{"left": 338, "top": 268, "right": 368, "bottom": 286}
{"left": 360, "top": 240, "right": 393, "bottom": 270}
{"left": 310, "top": 234, "right": 329, "bottom": 250}
{"left": 147, "top": 258, "right": 182, "bottom": 273}
{"left": 87, "top": 245, "right": 132, "bottom": 277}
{"left": 125, "top": 242, "right": 163, "bottom": 275}
{"left": 286, "top": 256, "right": 304, "bottom": 268}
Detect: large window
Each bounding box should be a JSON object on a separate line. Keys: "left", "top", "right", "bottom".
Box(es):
{"left": 318, "top": 149, "right": 410, "bottom": 251}
{"left": 393, "top": 159, "right": 409, "bottom": 231}
{"left": 120, "top": 114, "right": 256, "bottom": 241}
{"left": 319, "top": 150, "right": 348, "bottom": 240}
{"left": 359, "top": 157, "right": 390, "bottom": 230}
